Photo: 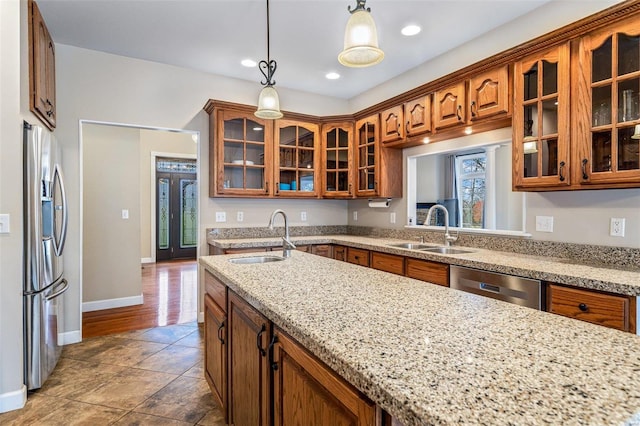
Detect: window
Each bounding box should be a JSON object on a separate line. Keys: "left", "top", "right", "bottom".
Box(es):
{"left": 455, "top": 152, "right": 486, "bottom": 228}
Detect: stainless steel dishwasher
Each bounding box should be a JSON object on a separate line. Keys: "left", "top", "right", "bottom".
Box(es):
{"left": 450, "top": 265, "right": 544, "bottom": 310}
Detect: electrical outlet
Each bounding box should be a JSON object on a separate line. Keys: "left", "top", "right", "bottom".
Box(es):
{"left": 300, "top": 211, "right": 307, "bottom": 221}
{"left": 121, "top": 209, "right": 129, "bottom": 219}
{"left": 353, "top": 211, "right": 358, "bottom": 221}
{"left": 215, "top": 212, "right": 226, "bottom": 222}
{"left": 0, "top": 214, "right": 10, "bottom": 234}
{"left": 237, "top": 211, "right": 244, "bottom": 222}
{"left": 610, "top": 217, "right": 625, "bottom": 237}
{"left": 390, "top": 212, "right": 396, "bottom": 224}
{"left": 535, "top": 216, "right": 553, "bottom": 232}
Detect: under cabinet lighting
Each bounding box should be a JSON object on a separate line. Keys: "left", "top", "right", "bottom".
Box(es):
{"left": 464, "top": 126, "right": 473, "bottom": 135}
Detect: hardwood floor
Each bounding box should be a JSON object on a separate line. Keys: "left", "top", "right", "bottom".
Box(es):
{"left": 82, "top": 259, "right": 198, "bottom": 338}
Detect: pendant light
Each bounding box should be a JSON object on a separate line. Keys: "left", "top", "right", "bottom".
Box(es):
{"left": 255, "top": 0, "right": 283, "bottom": 119}
{"left": 338, "top": 0, "right": 384, "bottom": 68}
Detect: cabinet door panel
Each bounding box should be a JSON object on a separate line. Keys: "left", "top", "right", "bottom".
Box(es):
{"left": 29, "top": 0, "right": 56, "bottom": 130}
{"left": 513, "top": 43, "right": 571, "bottom": 190}
{"left": 347, "top": 248, "right": 370, "bottom": 267}
{"left": 228, "top": 291, "right": 271, "bottom": 426}
{"left": 406, "top": 258, "right": 449, "bottom": 287}
{"left": 434, "top": 82, "right": 466, "bottom": 129}
{"left": 469, "top": 65, "right": 509, "bottom": 121}
{"left": 404, "top": 95, "right": 432, "bottom": 137}
{"left": 371, "top": 252, "right": 404, "bottom": 275}
{"left": 381, "top": 105, "right": 404, "bottom": 144}
{"left": 322, "top": 122, "right": 354, "bottom": 198}
{"left": 273, "top": 329, "right": 376, "bottom": 426}
{"left": 274, "top": 120, "right": 320, "bottom": 198}
{"left": 204, "top": 294, "right": 227, "bottom": 419}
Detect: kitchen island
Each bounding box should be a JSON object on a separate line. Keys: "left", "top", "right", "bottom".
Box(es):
{"left": 200, "top": 251, "right": 640, "bottom": 425}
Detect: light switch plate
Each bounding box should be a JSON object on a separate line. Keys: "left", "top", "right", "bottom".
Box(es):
{"left": 390, "top": 212, "right": 396, "bottom": 224}
{"left": 300, "top": 211, "right": 307, "bottom": 221}
{"left": 215, "top": 212, "right": 226, "bottom": 222}
{"left": 0, "top": 214, "right": 10, "bottom": 233}
{"left": 121, "top": 209, "right": 129, "bottom": 219}
{"left": 237, "top": 211, "right": 244, "bottom": 222}
{"left": 353, "top": 211, "right": 358, "bottom": 221}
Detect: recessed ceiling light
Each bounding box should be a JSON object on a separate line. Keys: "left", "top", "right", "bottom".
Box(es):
{"left": 401, "top": 25, "right": 421, "bottom": 36}
{"left": 241, "top": 59, "right": 257, "bottom": 68}
{"left": 325, "top": 72, "right": 340, "bottom": 80}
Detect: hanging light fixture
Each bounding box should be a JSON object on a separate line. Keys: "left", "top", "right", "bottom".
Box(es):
{"left": 255, "top": 0, "right": 283, "bottom": 119}
{"left": 338, "top": 0, "right": 384, "bottom": 68}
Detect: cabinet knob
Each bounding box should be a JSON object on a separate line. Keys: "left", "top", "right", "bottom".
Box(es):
{"left": 578, "top": 303, "right": 588, "bottom": 312}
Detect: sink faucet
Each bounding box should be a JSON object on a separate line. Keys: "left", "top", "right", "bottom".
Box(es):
{"left": 425, "top": 204, "right": 458, "bottom": 247}
{"left": 268, "top": 209, "right": 296, "bottom": 257}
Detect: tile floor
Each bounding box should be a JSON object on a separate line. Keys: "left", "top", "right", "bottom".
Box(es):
{"left": 0, "top": 323, "right": 225, "bottom": 425}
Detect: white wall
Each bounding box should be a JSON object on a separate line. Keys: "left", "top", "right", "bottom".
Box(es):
{"left": 54, "top": 44, "right": 351, "bottom": 339}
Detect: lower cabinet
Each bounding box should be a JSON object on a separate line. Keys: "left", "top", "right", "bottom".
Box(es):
{"left": 272, "top": 328, "right": 376, "bottom": 425}
{"left": 228, "top": 290, "right": 272, "bottom": 426}
{"left": 405, "top": 258, "right": 449, "bottom": 287}
{"left": 333, "top": 245, "right": 347, "bottom": 261}
{"left": 312, "top": 244, "right": 333, "bottom": 258}
{"left": 371, "top": 252, "right": 405, "bottom": 275}
{"left": 204, "top": 294, "right": 227, "bottom": 421}
{"left": 547, "top": 283, "right": 636, "bottom": 333}
{"left": 347, "top": 247, "right": 370, "bottom": 267}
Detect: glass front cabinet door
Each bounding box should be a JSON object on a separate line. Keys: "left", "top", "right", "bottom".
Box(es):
{"left": 321, "top": 122, "right": 354, "bottom": 198}
{"left": 273, "top": 120, "right": 320, "bottom": 197}
{"left": 513, "top": 43, "right": 571, "bottom": 190}
{"left": 577, "top": 18, "right": 640, "bottom": 186}
{"left": 355, "top": 115, "right": 379, "bottom": 197}
{"left": 213, "top": 110, "right": 272, "bottom": 197}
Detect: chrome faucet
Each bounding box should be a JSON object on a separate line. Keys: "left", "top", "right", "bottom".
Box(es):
{"left": 268, "top": 209, "right": 296, "bottom": 257}
{"left": 425, "top": 204, "right": 458, "bottom": 247}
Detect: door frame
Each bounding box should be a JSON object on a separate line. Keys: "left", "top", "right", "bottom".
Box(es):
{"left": 148, "top": 151, "right": 197, "bottom": 264}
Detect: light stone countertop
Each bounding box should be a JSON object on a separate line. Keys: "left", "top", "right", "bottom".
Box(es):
{"left": 199, "top": 251, "right": 640, "bottom": 426}
{"left": 208, "top": 234, "right": 640, "bottom": 296}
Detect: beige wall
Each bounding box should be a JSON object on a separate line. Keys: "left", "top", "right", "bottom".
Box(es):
{"left": 82, "top": 124, "right": 142, "bottom": 303}
{"left": 139, "top": 129, "right": 197, "bottom": 261}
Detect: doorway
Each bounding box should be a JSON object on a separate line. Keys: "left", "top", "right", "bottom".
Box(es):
{"left": 156, "top": 157, "right": 197, "bottom": 260}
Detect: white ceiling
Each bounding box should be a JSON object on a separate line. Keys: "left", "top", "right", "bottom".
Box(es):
{"left": 37, "top": 0, "right": 555, "bottom": 99}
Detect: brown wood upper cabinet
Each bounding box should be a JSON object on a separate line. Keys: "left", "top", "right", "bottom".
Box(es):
{"left": 321, "top": 122, "right": 354, "bottom": 198}
{"left": 513, "top": 43, "right": 571, "bottom": 190}
{"left": 468, "top": 65, "right": 510, "bottom": 121}
{"left": 354, "top": 115, "right": 403, "bottom": 198}
{"left": 434, "top": 81, "right": 467, "bottom": 130}
{"left": 574, "top": 16, "right": 640, "bottom": 188}
{"left": 29, "top": 0, "right": 56, "bottom": 130}
{"left": 274, "top": 120, "right": 320, "bottom": 198}
{"left": 380, "top": 95, "right": 433, "bottom": 146}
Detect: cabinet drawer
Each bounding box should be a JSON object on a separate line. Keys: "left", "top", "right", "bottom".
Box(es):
{"left": 405, "top": 258, "right": 449, "bottom": 287}
{"left": 371, "top": 252, "right": 404, "bottom": 275}
{"left": 547, "top": 284, "right": 632, "bottom": 332}
{"left": 347, "top": 248, "right": 370, "bottom": 267}
{"left": 333, "top": 245, "right": 347, "bottom": 262}
{"left": 205, "top": 270, "right": 227, "bottom": 312}
{"left": 312, "top": 244, "right": 333, "bottom": 258}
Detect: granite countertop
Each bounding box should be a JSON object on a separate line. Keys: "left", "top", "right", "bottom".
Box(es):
{"left": 199, "top": 251, "right": 640, "bottom": 425}
{"left": 208, "top": 234, "right": 640, "bottom": 296}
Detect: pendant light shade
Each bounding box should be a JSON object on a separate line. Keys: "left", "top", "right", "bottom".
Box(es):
{"left": 338, "top": 1, "right": 384, "bottom": 68}
{"left": 255, "top": 85, "right": 283, "bottom": 119}
{"left": 255, "top": 0, "right": 283, "bottom": 119}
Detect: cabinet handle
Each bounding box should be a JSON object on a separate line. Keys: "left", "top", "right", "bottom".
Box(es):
{"left": 374, "top": 181, "right": 378, "bottom": 192}
{"left": 45, "top": 99, "right": 54, "bottom": 117}
{"left": 406, "top": 121, "right": 410, "bottom": 134}
{"left": 581, "top": 159, "right": 589, "bottom": 180}
{"left": 559, "top": 161, "right": 566, "bottom": 182}
{"left": 470, "top": 101, "right": 477, "bottom": 117}
{"left": 275, "top": 182, "right": 280, "bottom": 195}
{"left": 217, "top": 318, "right": 226, "bottom": 344}
{"left": 267, "top": 334, "right": 279, "bottom": 371}
{"left": 265, "top": 181, "right": 269, "bottom": 193}
{"left": 256, "top": 323, "right": 267, "bottom": 357}
{"left": 348, "top": 183, "right": 352, "bottom": 195}
{"left": 456, "top": 104, "right": 463, "bottom": 121}
{"left": 396, "top": 122, "right": 401, "bottom": 135}
{"left": 578, "top": 303, "right": 588, "bottom": 312}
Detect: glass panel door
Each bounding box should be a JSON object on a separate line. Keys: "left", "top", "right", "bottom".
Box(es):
{"left": 275, "top": 122, "right": 318, "bottom": 196}
{"left": 222, "top": 115, "right": 266, "bottom": 191}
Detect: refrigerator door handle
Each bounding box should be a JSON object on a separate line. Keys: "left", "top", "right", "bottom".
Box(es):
{"left": 53, "top": 164, "right": 68, "bottom": 256}
{"left": 45, "top": 278, "right": 68, "bottom": 301}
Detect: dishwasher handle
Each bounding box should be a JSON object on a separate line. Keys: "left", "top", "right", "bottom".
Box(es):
{"left": 479, "top": 282, "right": 501, "bottom": 293}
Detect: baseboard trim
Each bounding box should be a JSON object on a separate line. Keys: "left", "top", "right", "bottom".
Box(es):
{"left": 141, "top": 257, "right": 154, "bottom": 264}
{"left": 0, "top": 385, "right": 26, "bottom": 414}
{"left": 82, "top": 294, "right": 144, "bottom": 312}
{"left": 59, "top": 330, "right": 82, "bottom": 345}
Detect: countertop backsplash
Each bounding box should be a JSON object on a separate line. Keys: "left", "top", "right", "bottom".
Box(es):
{"left": 207, "top": 225, "right": 640, "bottom": 269}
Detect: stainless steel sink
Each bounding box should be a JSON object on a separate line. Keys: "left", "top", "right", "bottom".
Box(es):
{"left": 420, "top": 247, "right": 474, "bottom": 255}
{"left": 229, "top": 256, "right": 286, "bottom": 264}
{"left": 388, "top": 243, "right": 433, "bottom": 250}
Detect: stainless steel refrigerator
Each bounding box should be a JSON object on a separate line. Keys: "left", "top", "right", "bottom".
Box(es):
{"left": 23, "top": 121, "right": 69, "bottom": 390}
